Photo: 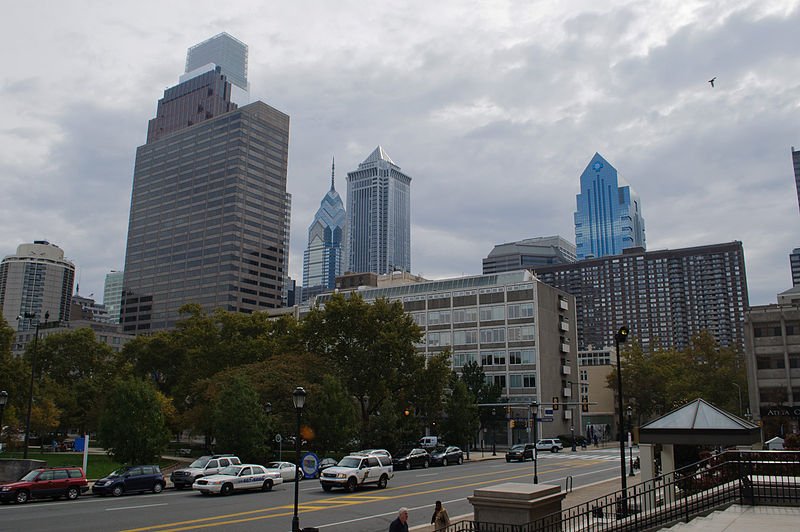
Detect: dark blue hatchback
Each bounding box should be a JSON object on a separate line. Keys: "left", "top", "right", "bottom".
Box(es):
{"left": 91, "top": 465, "right": 165, "bottom": 497}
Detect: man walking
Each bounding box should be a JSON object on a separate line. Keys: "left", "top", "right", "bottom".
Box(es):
{"left": 389, "top": 507, "right": 409, "bottom": 532}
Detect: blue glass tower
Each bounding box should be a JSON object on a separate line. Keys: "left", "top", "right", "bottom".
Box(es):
{"left": 303, "top": 159, "right": 346, "bottom": 301}
{"left": 574, "top": 153, "right": 645, "bottom": 260}
{"left": 346, "top": 146, "right": 411, "bottom": 275}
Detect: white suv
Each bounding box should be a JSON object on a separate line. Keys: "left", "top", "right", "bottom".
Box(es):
{"left": 171, "top": 455, "right": 241, "bottom": 489}
{"left": 319, "top": 454, "right": 393, "bottom": 492}
{"left": 536, "top": 439, "right": 564, "bottom": 452}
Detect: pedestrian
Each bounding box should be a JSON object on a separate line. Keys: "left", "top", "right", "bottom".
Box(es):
{"left": 431, "top": 500, "right": 450, "bottom": 530}
{"left": 389, "top": 507, "right": 409, "bottom": 532}
{"left": 593, "top": 434, "right": 599, "bottom": 447}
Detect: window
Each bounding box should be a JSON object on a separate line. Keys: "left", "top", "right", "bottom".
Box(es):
{"left": 219, "top": 458, "right": 230, "bottom": 467}
{"left": 453, "top": 352, "right": 478, "bottom": 367}
{"left": 454, "top": 330, "right": 478, "bottom": 345}
{"left": 427, "top": 331, "right": 452, "bottom": 347}
{"left": 453, "top": 307, "right": 477, "bottom": 323}
{"left": 480, "top": 328, "right": 505, "bottom": 344}
{"left": 411, "top": 312, "right": 426, "bottom": 327}
{"left": 523, "top": 374, "right": 536, "bottom": 387}
{"left": 509, "top": 374, "right": 523, "bottom": 388}
{"left": 509, "top": 349, "right": 535, "bottom": 365}
{"left": 428, "top": 310, "right": 451, "bottom": 326}
{"left": 52, "top": 470, "right": 69, "bottom": 480}
{"left": 480, "top": 305, "right": 505, "bottom": 322}
{"left": 507, "top": 303, "right": 534, "bottom": 319}
{"left": 485, "top": 374, "right": 506, "bottom": 388}
{"left": 508, "top": 326, "right": 535, "bottom": 342}
{"left": 240, "top": 467, "right": 252, "bottom": 476}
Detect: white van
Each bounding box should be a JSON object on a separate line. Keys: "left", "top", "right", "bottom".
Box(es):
{"left": 419, "top": 436, "right": 438, "bottom": 449}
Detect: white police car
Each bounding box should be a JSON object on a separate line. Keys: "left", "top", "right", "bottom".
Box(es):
{"left": 192, "top": 464, "right": 282, "bottom": 495}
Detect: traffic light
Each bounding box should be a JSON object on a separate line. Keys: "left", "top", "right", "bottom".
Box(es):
{"left": 553, "top": 397, "right": 559, "bottom": 411}
{"left": 582, "top": 397, "right": 589, "bottom": 412}
{"left": 510, "top": 420, "right": 516, "bottom": 428}
{"left": 404, "top": 409, "right": 410, "bottom": 416}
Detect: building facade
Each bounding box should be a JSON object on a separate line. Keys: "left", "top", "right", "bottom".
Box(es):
{"left": 122, "top": 51, "right": 291, "bottom": 332}
{"left": 346, "top": 146, "right": 411, "bottom": 275}
{"left": 0, "top": 241, "right": 75, "bottom": 331}
{"left": 11, "top": 319, "right": 134, "bottom": 355}
{"left": 578, "top": 346, "right": 617, "bottom": 441}
{"left": 483, "top": 236, "right": 576, "bottom": 275}
{"left": 574, "top": 153, "right": 645, "bottom": 260}
{"left": 533, "top": 242, "right": 748, "bottom": 352}
{"left": 316, "top": 270, "right": 579, "bottom": 442}
{"left": 302, "top": 160, "right": 346, "bottom": 302}
{"left": 183, "top": 32, "right": 249, "bottom": 105}
{"left": 70, "top": 294, "right": 110, "bottom": 323}
{"left": 103, "top": 270, "right": 124, "bottom": 324}
{"left": 793, "top": 146, "right": 800, "bottom": 215}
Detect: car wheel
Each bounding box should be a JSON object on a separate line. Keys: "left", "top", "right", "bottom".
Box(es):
{"left": 405, "top": 462, "right": 411, "bottom": 470}
{"left": 423, "top": 460, "right": 429, "bottom": 469}
{"left": 261, "top": 480, "right": 273, "bottom": 492}
{"left": 377, "top": 474, "right": 388, "bottom": 489}
{"left": 551, "top": 448, "right": 557, "bottom": 453}
{"left": 153, "top": 482, "right": 164, "bottom": 494}
{"left": 345, "top": 477, "right": 357, "bottom": 493}
{"left": 111, "top": 485, "right": 124, "bottom": 497}
{"left": 15, "top": 490, "right": 29, "bottom": 504}
{"left": 220, "top": 483, "right": 233, "bottom": 496}
{"left": 442, "top": 458, "right": 448, "bottom": 466}
{"left": 322, "top": 484, "right": 332, "bottom": 492}
{"left": 67, "top": 487, "right": 80, "bottom": 500}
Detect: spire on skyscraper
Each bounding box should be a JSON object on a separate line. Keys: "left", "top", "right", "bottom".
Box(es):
{"left": 331, "top": 156, "right": 335, "bottom": 191}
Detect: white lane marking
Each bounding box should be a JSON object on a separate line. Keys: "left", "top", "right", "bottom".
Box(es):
{"left": 416, "top": 473, "right": 438, "bottom": 477}
{"left": 106, "top": 502, "right": 169, "bottom": 511}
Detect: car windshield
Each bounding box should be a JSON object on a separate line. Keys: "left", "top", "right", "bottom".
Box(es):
{"left": 20, "top": 470, "right": 43, "bottom": 481}
{"left": 109, "top": 467, "right": 131, "bottom": 477}
{"left": 190, "top": 457, "right": 211, "bottom": 468}
{"left": 338, "top": 457, "right": 361, "bottom": 468}
{"left": 219, "top": 466, "right": 242, "bottom": 476}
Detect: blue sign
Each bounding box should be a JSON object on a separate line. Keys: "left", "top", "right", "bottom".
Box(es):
{"left": 74, "top": 437, "right": 86, "bottom": 451}
{"left": 301, "top": 452, "right": 319, "bottom": 479}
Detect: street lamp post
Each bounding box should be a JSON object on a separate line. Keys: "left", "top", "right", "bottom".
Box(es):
{"left": 0, "top": 391, "right": 8, "bottom": 451}
{"left": 615, "top": 326, "right": 629, "bottom": 515}
{"left": 291, "top": 387, "right": 306, "bottom": 532}
{"left": 491, "top": 408, "right": 497, "bottom": 456}
{"left": 627, "top": 406, "right": 634, "bottom": 477}
{"left": 531, "top": 401, "right": 539, "bottom": 484}
{"left": 20, "top": 311, "right": 48, "bottom": 460}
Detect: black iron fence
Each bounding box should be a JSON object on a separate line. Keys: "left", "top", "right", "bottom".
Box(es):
{"left": 446, "top": 450, "right": 800, "bottom": 532}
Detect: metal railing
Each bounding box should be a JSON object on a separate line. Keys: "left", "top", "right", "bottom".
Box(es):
{"left": 446, "top": 450, "right": 800, "bottom": 532}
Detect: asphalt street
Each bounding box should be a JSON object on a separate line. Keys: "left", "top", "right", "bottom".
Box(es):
{"left": 0, "top": 448, "right": 634, "bottom": 532}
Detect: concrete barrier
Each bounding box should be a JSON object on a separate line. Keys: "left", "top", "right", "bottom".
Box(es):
{"left": 468, "top": 482, "right": 566, "bottom": 527}
{"left": 0, "top": 459, "right": 47, "bottom": 482}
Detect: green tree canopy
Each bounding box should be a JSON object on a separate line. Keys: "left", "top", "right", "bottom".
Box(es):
{"left": 441, "top": 378, "right": 479, "bottom": 451}
{"left": 98, "top": 377, "right": 172, "bottom": 464}
{"left": 0, "top": 315, "right": 30, "bottom": 432}
{"left": 211, "top": 373, "right": 268, "bottom": 462}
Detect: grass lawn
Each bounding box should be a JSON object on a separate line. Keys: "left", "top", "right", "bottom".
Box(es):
{"left": 1, "top": 452, "right": 178, "bottom": 480}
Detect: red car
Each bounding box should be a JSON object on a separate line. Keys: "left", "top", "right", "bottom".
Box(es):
{"left": 0, "top": 467, "right": 89, "bottom": 504}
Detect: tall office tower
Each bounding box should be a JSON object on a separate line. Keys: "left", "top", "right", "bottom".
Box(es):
{"left": 302, "top": 159, "right": 346, "bottom": 302}
{"left": 122, "top": 65, "right": 291, "bottom": 332}
{"left": 793, "top": 147, "right": 800, "bottom": 214}
{"left": 103, "top": 270, "right": 124, "bottom": 324}
{"left": 183, "top": 32, "right": 249, "bottom": 106}
{"left": 346, "top": 146, "right": 411, "bottom": 275}
{"left": 483, "top": 236, "right": 576, "bottom": 275}
{"left": 791, "top": 249, "right": 800, "bottom": 287}
{"left": 574, "top": 153, "right": 646, "bottom": 260}
{"left": 533, "top": 242, "right": 748, "bottom": 352}
{"left": 0, "top": 241, "right": 75, "bottom": 331}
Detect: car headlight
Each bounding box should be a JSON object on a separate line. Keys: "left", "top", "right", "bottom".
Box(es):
{"left": 95, "top": 481, "right": 105, "bottom": 486}
{"left": 1, "top": 487, "right": 8, "bottom": 492}
{"left": 336, "top": 473, "right": 346, "bottom": 479}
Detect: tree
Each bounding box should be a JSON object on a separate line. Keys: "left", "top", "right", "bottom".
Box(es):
{"left": 408, "top": 351, "right": 452, "bottom": 436}
{"left": 307, "top": 374, "right": 357, "bottom": 454}
{"left": 460, "top": 360, "right": 502, "bottom": 432}
{"left": 211, "top": 373, "right": 268, "bottom": 462}
{"left": 98, "top": 377, "right": 172, "bottom": 464}
{"left": 30, "top": 397, "right": 61, "bottom": 449}
{"left": 0, "top": 315, "right": 30, "bottom": 435}
{"left": 441, "top": 379, "right": 479, "bottom": 451}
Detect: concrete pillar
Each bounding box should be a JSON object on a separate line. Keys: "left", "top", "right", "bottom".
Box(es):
{"left": 639, "top": 444, "right": 658, "bottom": 511}
{"left": 661, "top": 443, "right": 676, "bottom": 504}
{"left": 468, "top": 482, "right": 566, "bottom": 527}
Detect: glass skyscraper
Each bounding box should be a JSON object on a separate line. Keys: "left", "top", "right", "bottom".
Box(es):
{"left": 302, "top": 160, "right": 346, "bottom": 301}
{"left": 185, "top": 32, "right": 248, "bottom": 91}
{"left": 103, "top": 270, "right": 124, "bottom": 324}
{"left": 345, "top": 146, "right": 411, "bottom": 275}
{"left": 574, "top": 153, "right": 645, "bottom": 260}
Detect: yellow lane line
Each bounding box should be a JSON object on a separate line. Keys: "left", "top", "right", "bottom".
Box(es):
{"left": 121, "top": 461, "right": 590, "bottom": 532}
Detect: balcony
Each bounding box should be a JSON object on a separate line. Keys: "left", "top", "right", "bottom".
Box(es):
{"left": 559, "top": 299, "right": 569, "bottom": 311}
{"left": 561, "top": 365, "right": 571, "bottom": 375}
{"left": 563, "top": 387, "right": 572, "bottom": 397}
{"left": 560, "top": 343, "right": 570, "bottom": 353}
{"left": 559, "top": 321, "right": 569, "bottom": 332}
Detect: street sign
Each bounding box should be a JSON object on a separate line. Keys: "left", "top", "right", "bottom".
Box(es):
{"left": 544, "top": 408, "right": 554, "bottom": 417}
{"left": 275, "top": 434, "right": 282, "bottom": 443}
{"left": 536, "top": 417, "right": 554, "bottom": 422}
{"left": 301, "top": 452, "right": 320, "bottom": 479}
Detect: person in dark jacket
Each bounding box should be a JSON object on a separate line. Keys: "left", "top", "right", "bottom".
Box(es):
{"left": 389, "top": 507, "right": 409, "bottom": 532}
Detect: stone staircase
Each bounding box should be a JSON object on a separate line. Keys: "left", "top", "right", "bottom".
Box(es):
{"left": 662, "top": 505, "right": 800, "bottom": 531}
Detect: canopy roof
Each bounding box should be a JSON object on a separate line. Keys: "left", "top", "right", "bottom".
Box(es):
{"left": 638, "top": 399, "right": 761, "bottom": 446}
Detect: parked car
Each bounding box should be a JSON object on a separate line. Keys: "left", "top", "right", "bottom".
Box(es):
{"left": 419, "top": 436, "right": 438, "bottom": 449}
{"left": 356, "top": 449, "right": 393, "bottom": 459}
{"left": 430, "top": 446, "right": 463, "bottom": 466}
{"left": 265, "top": 461, "right": 299, "bottom": 482}
{"left": 536, "top": 439, "right": 564, "bottom": 452}
{"left": 170, "top": 455, "right": 241, "bottom": 489}
{"left": 319, "top": 454, "right": 393, "bottom": 492}
{"left": 312, "top": 458, "right": 338, "bottom": 479}
{"left": 393, "top": 448, "right": 431, "bottom": 470}
{"left": 92, "top": 465, "right": 165, "bottom": 497}
{"left": 506, "top": 443, "right": 535, "bottom": 462}
{"left": 192, "top": 464, "right": 282, "bottom": 495}
{"left": 0, "top": 467, "right": 89, "bottom": 504}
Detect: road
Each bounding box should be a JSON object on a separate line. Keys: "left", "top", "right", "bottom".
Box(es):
{"left": 0, "top": 448, "right": 633, "bottom": 532}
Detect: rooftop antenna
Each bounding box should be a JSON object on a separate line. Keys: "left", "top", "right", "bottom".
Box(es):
{"left": 331, "top": 156, "right": 335, "bottom": 190}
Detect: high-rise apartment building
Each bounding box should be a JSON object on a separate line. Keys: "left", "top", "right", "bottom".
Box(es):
{"left": 103, "top": 270, "right": 124, "bottom": 324}
{"left": 302, "top": 160, "right": 346, "bottom": 302}
{"left": 483, "top": 236, "right": 576, "bottom": 275}
{"left": 574, "top": 153, "right": 645, "bottom": 260}
{"left": 346, "top": 146, "right": 411, "bottom": 275}
{"left": 121, "top": 38, "right": 291, "bottom": 333}
{"left": 0, "top": 241, "right": 75, "bottom": 331}
{"left": 792, "top": 146, "right": 800, "bottom": 214}
{"left": 533, "top": 242, "right": 748, "bottom": 351}
{"left": 183, "top": 32, "right": 249, "bottom": 105}
{"left": 791, "top": 248, "right": 800, "bottom": 287}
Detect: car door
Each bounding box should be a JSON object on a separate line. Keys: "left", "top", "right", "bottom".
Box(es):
{"left": 32, "top": 470, "right": 55, "bottom": 498}
{"left": 235, "top": 467, "right": 252, "bottom": 491}
{"left": 282, "top": 463, "right": 295, "bottom": 481}
{"left": 51, "top": 469, "right": 70, "bottom": 497}
{"left": 126, "top": 467, "right": 146, "bottom": 491}
{"left": 204, "top": 459, "right": 220, "bottom": 477}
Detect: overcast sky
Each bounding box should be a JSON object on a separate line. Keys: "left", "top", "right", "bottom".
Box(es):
{"left": 1, "top": 0, "right": 799, "bottom": 307}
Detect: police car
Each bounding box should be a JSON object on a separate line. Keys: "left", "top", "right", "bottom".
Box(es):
{"left": 192, "top": 464, "right": 282, "bottom": 495}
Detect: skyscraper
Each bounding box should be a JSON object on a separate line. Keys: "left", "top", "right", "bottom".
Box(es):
{"left": 346, "top": 146, "right": 411, "bottom": 275}
{"left": 483, "top": 236, "right": 576, "bottom": 275}
{"left": 574, "top": 153, "right": 645, "bottom": 260}
{"left": 121, "top": 37, "right": 291, "bottom": 333}
{"left": 302, "top": 159, "right": 346, "bottom": 301}
{"left": 0, "top": 241, "right": 75, "bottom": 331}
{"left": 183, "top": 32, "right": 249, "bottom": 105}
{"left": 103, "top": 270, "right": 124, "bottom": 324}
{"left": 792, "top": 146, "right": 800, "bottom": 214}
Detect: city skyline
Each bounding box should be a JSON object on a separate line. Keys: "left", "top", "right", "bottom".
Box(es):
{"left": 1, "top": 2, "right": 798, "bottom": 308}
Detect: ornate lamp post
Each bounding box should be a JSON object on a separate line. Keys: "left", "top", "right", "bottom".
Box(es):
{"left": 291, "top": 387, "right": 306, "bottom": 532}
{"left": 615, "top": 326, "right": 629, "bottom": 514}
{"left": 531, "top": 400, "right": 539, "bottom": 484}
{"left": 0, "top": 391, "right": 8, "bottom": 451}
{"left": 20, "top": 311, "right": 48, "bottom": 459}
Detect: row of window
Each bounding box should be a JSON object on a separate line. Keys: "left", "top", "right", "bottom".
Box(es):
{"left": 754, "top": 324, "right": 800, "bottom": 337}
{"left": 482, "top": 373, "right": 536, "bottom": 389}
{"left": 424, "top": 326, "right": 536, "bottom": 347}
{"left": 413, "top": 303, "right": 535, "bottom": 327}
{"left": 452, "top": 349, "right": 536, "bottom": 367}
